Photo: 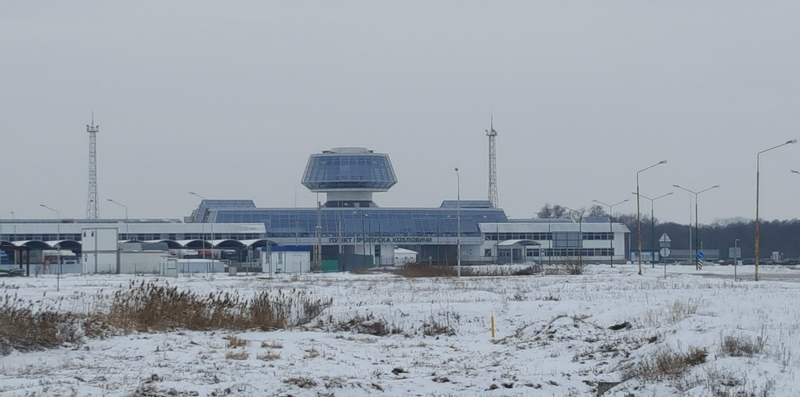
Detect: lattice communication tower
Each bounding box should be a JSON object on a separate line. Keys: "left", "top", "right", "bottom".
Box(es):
{"left": 86, "top": 114, "right": 99, "bottom": 219}
{"left": 486, "top": 117, "right": 498, "bottom": 208}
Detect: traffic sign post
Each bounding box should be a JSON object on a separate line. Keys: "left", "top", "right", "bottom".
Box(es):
{"left": 696, "top": 251, "right": 704, "bottom": 270}
{"left": 659, "top": 233, "right": 672, "bottom": 278}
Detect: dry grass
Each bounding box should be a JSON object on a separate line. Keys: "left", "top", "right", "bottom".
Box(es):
{"left": 284, "top": 377, "right": 317, "bottom": 389}
{"left": 0, "top": 295, "right": 83, "bottom": 356}
{"left": 721, "top": 334, "right": 764, "bottom": 357}
{"left": 225, "top": 351, "right": 249, "bottom": 360}
{"left": 261, "top": 341, "right": 283, "bottom": 349}
{"left": 225, "top": 336, "right": 248, "bottom": 348}
{"left": 398, "top": 264, "right": 458, "bottom": 278}
{"left": 257, "top": 352, "right": 281, "bottom": 361}
{"left": 395, "top": 263, "right": 539, "bottom": 278}
{"left": 305, "top": 347, "right": 320, "bottom": 358}
{"left": 98, "top": 280, "right": 333, "bottom": 332}
{"left": 623, "top": 345, "right": 708, "bottom": 381}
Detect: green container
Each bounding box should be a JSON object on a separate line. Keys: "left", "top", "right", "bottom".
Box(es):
{"left": 322, "top": 259, "right": 339, "bottom": 273}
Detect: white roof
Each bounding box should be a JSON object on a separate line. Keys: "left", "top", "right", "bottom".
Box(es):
{"left": 479, "top": 222, "right": 630, "bottom": 233}
{"left": 394, "top": 247, "right": 418, "bottom": 255}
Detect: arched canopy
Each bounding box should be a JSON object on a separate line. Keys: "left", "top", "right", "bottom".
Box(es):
{"left": 215, "top": 239, "right": 246, "bottom": 249}
{"left": 21, "top": 240, "right": 52, "bottom": 249}
{"left": 181, "top": 240, "right": 212, "bottom": 249}
{"left": 245, "top": 239, "right": 277, "bottom": 249}
{"left": 497, "top": 239, "right": 541, "bottom": 247}
{"left": 56, "top": 240, "right": 82, "bottom": 251}
{"left": 156, "top": 240, "right": 183, "bottom": 249}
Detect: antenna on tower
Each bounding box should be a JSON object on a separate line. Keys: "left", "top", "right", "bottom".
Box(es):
{"left": 86, "top": 113, "right": 100, "bottom": 219}
{"left": 486, "top": 116, "right": 498, "bottom": 208}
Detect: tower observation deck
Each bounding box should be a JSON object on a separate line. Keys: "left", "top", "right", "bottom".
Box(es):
{"left": 301, "top": 147, "right": 397, "bottom": 208}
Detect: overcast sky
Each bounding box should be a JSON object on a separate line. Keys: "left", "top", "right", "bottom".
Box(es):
{"left": 2, "top": 1, "right": 799, "bottom": 225}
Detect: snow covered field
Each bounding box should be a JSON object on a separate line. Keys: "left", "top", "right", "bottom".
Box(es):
{"left": 1, "top": 264, "right": 799, "bottom": 396}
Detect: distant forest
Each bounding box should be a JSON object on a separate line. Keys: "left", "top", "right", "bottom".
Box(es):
{"left": 537, "top": 204, "right": 800, "bottom": 259}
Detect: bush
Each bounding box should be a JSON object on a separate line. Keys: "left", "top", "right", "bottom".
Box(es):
{"left": 397, "top": 263, "right": 458, "bottom": 278}
{"left": 559, "top": 257, "right": 586, "bottom": 275}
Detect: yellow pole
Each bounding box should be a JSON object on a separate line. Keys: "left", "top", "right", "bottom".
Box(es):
{"left": 490, "top": 313, "right": 495, "bottom": 338}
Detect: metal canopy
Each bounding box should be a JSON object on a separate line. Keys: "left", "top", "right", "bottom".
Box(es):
{"left": 497, "top": 239, "right": 541, "bottom": 247}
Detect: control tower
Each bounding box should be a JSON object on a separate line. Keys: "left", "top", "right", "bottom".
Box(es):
{"left": 301, "top": 147, "right": 397, "bottom": 208}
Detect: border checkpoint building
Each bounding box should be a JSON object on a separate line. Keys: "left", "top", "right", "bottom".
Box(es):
{"left": 0, "top": 147, "right": 630, "bottom": 273}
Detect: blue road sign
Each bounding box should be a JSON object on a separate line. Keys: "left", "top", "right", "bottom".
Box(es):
{"left": 697, "top": 251, "right": 705, "bottom": 259}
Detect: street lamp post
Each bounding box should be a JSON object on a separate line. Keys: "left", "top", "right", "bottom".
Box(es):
{"left": 734, "top": 238, "right": 740, "bottom": 281}
{"left": 636, "top": 160, "right": 667, "bottom": 275}
{"left": 631, "top": 192, "right": 673, "bottom": 267}
{"left": 755, "top": 140, "right": 796, "bottom": 281}
{"left": 455, "top": 167, "right": 461, "bottom": 277}
{"left": 673, "top": 184, "right": 720, "bottom": 270}
{"left": 592, "top": 199, "right": 629, "bottom": 267}
{"left": 106, "top": 199, "right": 129, "bottom": 240}
{"left": 40, "top": 204, "right": 61, "bottom": 291}
{"left": 189, "top": 192, "right": 215, "bottom": 272}
{"left": 564, "top": 207, "right": 585, "bottom": 266}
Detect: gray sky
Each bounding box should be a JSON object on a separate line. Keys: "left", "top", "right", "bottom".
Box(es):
{"left": 2, "top": 1, "right": 799, "bottom": 225}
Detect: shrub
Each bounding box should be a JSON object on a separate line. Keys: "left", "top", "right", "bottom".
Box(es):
{"left": 721, "top": 334, "right": 764, "bottom": 357}
{"left": 398, "top": 263, "right": 458, "bottom": 278}
{"left": 559, "top": 257, "right": 586, "bottom": 275}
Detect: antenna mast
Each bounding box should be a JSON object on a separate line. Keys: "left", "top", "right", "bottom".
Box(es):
{"left": 486, "top": 117, "right": 499, "bottom": 208}
{"left": 86, "top": 113, "right": 100, "bottom": 219}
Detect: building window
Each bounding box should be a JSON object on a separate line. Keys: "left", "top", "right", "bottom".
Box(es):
{"left": 484, "top": 249, "right": 492, "bottom": 257}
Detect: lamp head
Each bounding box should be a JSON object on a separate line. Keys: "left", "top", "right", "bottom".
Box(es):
{"left": 672, "top": 184, "right": 680, "bottom": 188}
{"left": 793, "top": 170, "right": 800, "bottom": 174}
{"left": 713, "top": 185, "right": 720, "bottom": 188}
{"left": 659, "top": 160, "right": 667, "bottom": 164}
{"left": 454, "top": 167, "right": 459, "bottom": 172}
{"left": 788, "top": 139, "right": 797, "bottom": 144}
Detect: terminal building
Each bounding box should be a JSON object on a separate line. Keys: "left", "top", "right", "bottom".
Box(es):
{"left": 0, "top": 147, "right": 630, "bottom": 271}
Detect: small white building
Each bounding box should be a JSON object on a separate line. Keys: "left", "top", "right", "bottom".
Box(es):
{"left": 261, "top": 246, "right": 311, "bottom": 274}
{"left": 82, "top": 228, "right": 119, "bottom": 274}
{"left": 393, "top": 247, "right": 418, "bottom": 266}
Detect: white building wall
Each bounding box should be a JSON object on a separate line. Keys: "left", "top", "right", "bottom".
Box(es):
{"left": 271, "top": 251, "right": 310, "bottom": 274}
{"left": 82, "top": 228, "right": 119, "bottom": 274}
{"left": 119, "top": 251, "right": 168, "bottom": 274}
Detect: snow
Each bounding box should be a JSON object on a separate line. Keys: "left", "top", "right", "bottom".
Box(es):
{"left": 1, "top": 264, "right": 800, "bottom": 396}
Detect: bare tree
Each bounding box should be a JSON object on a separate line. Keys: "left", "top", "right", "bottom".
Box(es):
{"left": 589, "top": 204, "right": 607, "bottom": 217}
{"left": 537, "top": 203, "right": 554, "bottom": 219}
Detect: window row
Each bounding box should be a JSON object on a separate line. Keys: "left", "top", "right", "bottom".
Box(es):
{"left": 527, "top": 248, "right": 615, "bottom": 257}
